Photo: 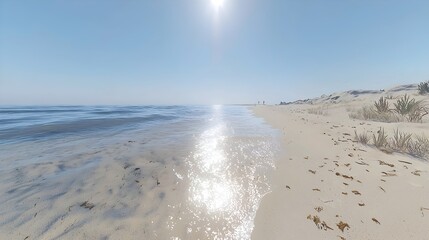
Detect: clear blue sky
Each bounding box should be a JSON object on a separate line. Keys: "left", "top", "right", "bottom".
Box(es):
{"left": 1, "top": 0, "right": 428, "bottom": 105}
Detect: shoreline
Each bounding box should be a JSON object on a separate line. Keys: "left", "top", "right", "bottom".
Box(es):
{"left": 251, "top": 99, "right": 429, "bottom": 239}
{"left": 0, "top": 105, "right": 277, "bottom": 239}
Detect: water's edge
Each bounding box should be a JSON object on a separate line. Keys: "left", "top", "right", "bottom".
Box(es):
{"left": 0, "top": 105, "right": 280, "bottom": 239}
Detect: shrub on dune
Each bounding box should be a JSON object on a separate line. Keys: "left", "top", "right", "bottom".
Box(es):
{"left": 418, "top": 81, "right": 429, "bottom": 95}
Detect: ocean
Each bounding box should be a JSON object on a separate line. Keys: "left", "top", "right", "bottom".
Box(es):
{"left": 0, "top": 105, "right": 279, "bottom": 239}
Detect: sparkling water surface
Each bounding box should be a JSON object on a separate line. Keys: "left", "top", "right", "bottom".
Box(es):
{"left": 0, "top": 105, "right": 279, "bottom": 239}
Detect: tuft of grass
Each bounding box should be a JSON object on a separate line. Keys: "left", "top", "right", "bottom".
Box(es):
{"left": 408, "top": 134, "right": 429, "bottom": 158}
{"left": 354, "top": 130, "right": 369, "bottom": 145}
{"left": 349, "top": 106, "right": 401, "bottom": 123}
{"left": 308, "top": 106, "right": 329, "bottom": 116}
{"left": 391, "top": 95, "right": 428, "bottom": 122}
{"left": 393, "top": 94, "right": 415, "bottom": 115}
{"left": 392, "top": 94, "right": 427, "bottom": 121}
{"left": 406, "top": 102, "right": 428, "bottom": 122}
{"left": 356, "top": 128, "right": 429, "bottom": 160}
{"left": 374, "top": 97, "right": 390, "bottom": 114}
{"left": 373, "top": 128, "right": 389, "bottom": 149}
{"left": 390, "top": 128, "right": 412, "bottom": 152}
{"left": 418, "top": 81, "right": 429, "bottom": 95}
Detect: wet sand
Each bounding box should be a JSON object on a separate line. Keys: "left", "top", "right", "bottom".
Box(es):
{"left": 0, "top": 106, "right": 279, "bottom": 240}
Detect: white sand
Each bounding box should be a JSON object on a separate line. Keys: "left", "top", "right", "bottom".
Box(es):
{"left": 252, "top": 84, "right": 429, "bottom": 239}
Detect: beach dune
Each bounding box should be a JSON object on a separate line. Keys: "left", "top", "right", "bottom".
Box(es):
{"left": 252, "top": 84, "right": 429, "bottom": 240}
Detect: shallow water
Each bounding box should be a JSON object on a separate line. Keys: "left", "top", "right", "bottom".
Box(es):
{"left": 0, "top": 105, "right": 279, "bottom": 239}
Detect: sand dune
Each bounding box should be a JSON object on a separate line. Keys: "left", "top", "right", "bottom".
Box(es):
{"left": 252, "top": 84, "right": 429, "bottom": 240}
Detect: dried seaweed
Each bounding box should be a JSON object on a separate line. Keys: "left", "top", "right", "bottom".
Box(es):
{"left": 335, "top": 172, "right": 354, "bottom": 180}
{"left": 372, "top": 218, "right": 381, "bottom": 224}
{"left": 398, "top": 160, "right": 412, "bottom": 165}
{"left": 355, "top": 161, "right": 369, "bottom": 165}
{"left": 352, "top": 190, "right": 361, "bottom": 195}
{"left": 314, "top": 206, "right": 323, "bottom": 212}
{"left": 80, "top": 201, "right": 95, "bottom": 210}
{"left": 307, "top": 215, "right": 333, "bottom": 231}
{"left": 337, "top": 221, "right": 350, "bottom": 232}
{"left": 378, "top": 160, "right": 394, "bottom": 167}
{"left": 381, "top": 171, "right": 397, "bottom": 177}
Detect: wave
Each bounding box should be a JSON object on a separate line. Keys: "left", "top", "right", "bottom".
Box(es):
{"left": 0, "top": 114, "right": 177, "bottom": 143}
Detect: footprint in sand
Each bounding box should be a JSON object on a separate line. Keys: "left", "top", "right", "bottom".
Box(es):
{"left": 351, "top": 190, "right": 361, "bottom": 195}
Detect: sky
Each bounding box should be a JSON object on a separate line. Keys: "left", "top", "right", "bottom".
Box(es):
{"left": 1, "top": 0, "right": 429, "bottom": 105}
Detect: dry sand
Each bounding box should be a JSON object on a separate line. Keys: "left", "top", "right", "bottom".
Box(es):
{"left": 252, "top": 84, "right": 429, "bottom": 240}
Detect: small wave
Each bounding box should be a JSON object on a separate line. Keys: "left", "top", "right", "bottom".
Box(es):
{"left": 0, "top": 114, "right": 176, "bottom": 143}
{"left": 0, "top": 109, "right": 83, "bottom": 114}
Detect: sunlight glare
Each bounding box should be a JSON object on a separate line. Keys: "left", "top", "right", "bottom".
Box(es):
{"left": 211, "top": 0, "right": 224, "bottom": 11}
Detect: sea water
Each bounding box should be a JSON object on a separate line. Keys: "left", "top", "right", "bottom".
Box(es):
{"left": 0, "top": 105, "right": 279, "bottom": 239}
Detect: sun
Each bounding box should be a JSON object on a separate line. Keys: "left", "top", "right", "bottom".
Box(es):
{"left": 211, "top": 0, "right": 224, "bottom": 11}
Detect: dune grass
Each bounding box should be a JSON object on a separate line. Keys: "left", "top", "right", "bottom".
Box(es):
{"left": 355, "top": 128, "right": 429, "bottom": 160}
{"left": 354, "top": 130, "right": 370, "bottom": 145}
{"left": 307, "top": 105, "right": 329, "bottom": 116}
{"left": 418, "top": 81, "right": 429, "bottom": 95}
{"left": 374, "top": 97, "right": 390, "bottom": 114}
{"left": 391, "top": 128, "right": 412, "bottom": 152}
{"left": 373, "top": 128, "right": 389, "bottom": 149}
{"left": 349, "top": 106, "right": 401, "bottom": 123}
{"left": 408, "top": 134, "right": 429, "bottom": 159}
{"left": 349, "top": 94, "right": 428, "bottom": 123}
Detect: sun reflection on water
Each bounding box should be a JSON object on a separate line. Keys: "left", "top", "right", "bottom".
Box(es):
{"left": 168, "top": 105, "right": 278, "bottom": 240}
{"left": 189, "top": 106, "right": 233, "bottom": 213}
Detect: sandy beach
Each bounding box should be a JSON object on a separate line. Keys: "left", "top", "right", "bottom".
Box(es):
{"left": 252, "top": 84, "right": 429, "bottom": 239}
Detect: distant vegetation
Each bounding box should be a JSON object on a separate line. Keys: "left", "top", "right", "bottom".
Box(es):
{"left": 418, "top": 81, "right": 429, "bottom": 95}
{"left": 307, "top": 105, "right": 329, "bottom": 116}
{"left": 349, "top": 95, "right": 428, "bottom": 123}
{"left": 355, "top": 128, "right": 429, "bottom": 160}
